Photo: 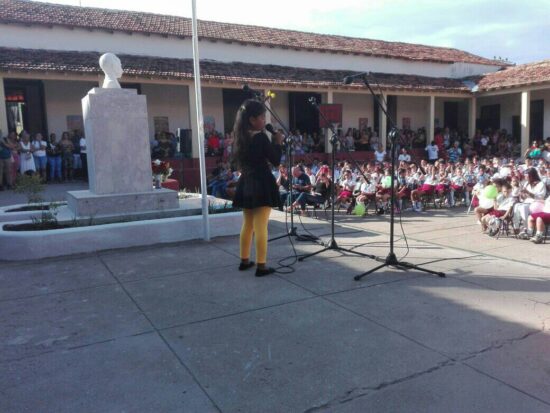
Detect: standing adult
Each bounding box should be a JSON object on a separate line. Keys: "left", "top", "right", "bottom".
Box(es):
{"left": 7, "top": 131, "right": 20, "bottom": 182}
{"left": 0, "top": 135, "right": 14, "bottom": 189}
{"left": 232, "top": 99, "right": 283, "bottom": 277}
{"left": 425, "top": 140, "right": 439, "bottom": 164}
{"left": 79, "top": 133, "right": 88, "bottom": 181}
{"left": 447, "top": 141, "right": 462, "bottom": 163}
{"left": 31, "top": 132, "right": 48, "bottom": 181}
{"left": 71, "top": 131, "right": 82, "bottom": 177}
{"left": 18, "top": 131, "right": 36, "bottom": 175}
{"left": 47, "top": 133, "right": 62, "bottom": 182}
{"left": 59, "top": 131, "right": 74, "bottom": 182}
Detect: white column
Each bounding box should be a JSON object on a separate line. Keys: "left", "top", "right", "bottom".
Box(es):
{"left": 0, "top": 77, "right": 8, "bottom": 137}
{"left": 521, "top": 90, "right": 531, "bottom": 156}
{"left": 264, "top": 89, "right": 272, "bottom": 126}
{"left": 468, "top": 97, "right": 476, "bottom": 139}
{"left": 188, "top": 85, "right": 201, "bottom": 158}
{"left": 427, "top": 95, "right": 435, "bottom": 144}
{"left": 324, "top": 90, "right": 334, "bottom": 153}
{"left": 378, "top": 95, "right": 387, "bottom": 149}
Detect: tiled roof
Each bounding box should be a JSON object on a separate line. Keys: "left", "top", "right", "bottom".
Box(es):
{"left": 475, "top": 60, "right": 550, "bottom": 91}
{"left": 0, "top": 0, "right": 504, "bottom": 66}
{"left": 0, "top": 47, "right": 472, "bottom": 94}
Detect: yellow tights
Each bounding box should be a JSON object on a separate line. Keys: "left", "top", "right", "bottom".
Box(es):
{"left": 240, "top": 207, "right": 272, "bottom": 265}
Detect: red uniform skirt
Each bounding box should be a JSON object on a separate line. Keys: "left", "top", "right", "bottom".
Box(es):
{"left": 419, "top": 184, "right": 435, "bottom": 195}
{"left": 530, "top": 212, "right": 550, "bottom": 224}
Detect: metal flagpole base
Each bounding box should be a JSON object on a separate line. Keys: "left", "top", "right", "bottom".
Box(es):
{"left": 354, "top": 252, "right": 446, "bottom": 281}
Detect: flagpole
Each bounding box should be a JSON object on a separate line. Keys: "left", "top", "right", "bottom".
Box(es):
{"left": 191, "top": 0, "right": 210, "bottom": 241}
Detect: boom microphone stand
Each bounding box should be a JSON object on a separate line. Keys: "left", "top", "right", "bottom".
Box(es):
{"left": 298, "top": 97, "right": 378, "bottom": 262}
{"left": 347, "top": 74, "right": 445, "bottom": 280}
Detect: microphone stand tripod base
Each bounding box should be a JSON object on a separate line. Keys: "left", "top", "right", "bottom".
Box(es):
{"left": 298, "top": 238, "right": 377, "bottom": 262}
{"left": 268, "top": 225, "right": 318, "bottom": 243}
{"left": 354, "top": 252, "right": 446, "bottom": 281}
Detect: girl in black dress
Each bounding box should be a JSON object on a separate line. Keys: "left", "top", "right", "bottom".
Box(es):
{"left": 232, "top": 99, "right": 283, "bottom": 276}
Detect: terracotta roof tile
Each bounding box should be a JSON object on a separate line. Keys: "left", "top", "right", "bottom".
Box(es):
{"left": 475, "top": 60, "right": 550, "bottom": 91}
{"left": 0, "top": 47, "right": 472, "bottom": 93}
{"left": 0, "top": 0, "right": 503, "bottom": 66}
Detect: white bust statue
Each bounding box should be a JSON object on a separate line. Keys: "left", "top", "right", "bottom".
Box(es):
{"left": 99, "top": 53, "right": 123, "bottom": 89}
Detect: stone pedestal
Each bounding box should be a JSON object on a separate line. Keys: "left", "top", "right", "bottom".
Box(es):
{"left": 82, "top": 88, "right": 153, "bottom": 194}
{"left": 67, "top": 189, "right": 179, "bottom": 217}
{"left": 68, "top": 87, "right": 178, "bottom": 217}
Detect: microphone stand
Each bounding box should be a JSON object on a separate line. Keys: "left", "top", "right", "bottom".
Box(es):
{"left": 251, "top": 92, "right": 318, "bottom": 243}
{"left": 298, "top": 98, "right": 378, "bottom": 262}
{"left": 352, "top": 75, "right": 445, "bottom": 280}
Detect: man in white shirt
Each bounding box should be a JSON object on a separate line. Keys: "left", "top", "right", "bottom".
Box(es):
{"left": 425, "top": 141, "right": 439, "bottom": 164}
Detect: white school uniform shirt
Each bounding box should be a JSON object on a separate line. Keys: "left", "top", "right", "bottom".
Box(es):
{"left": 523, "top": 181, "right": 547, "bottom": 202}
{"left": 370, "top": 172, "right": 380, "bottom": 184}
{"left": 406, "top": 175, "right": 419, "bottom": 188}
{"left": 496, "top": 194, "right": 515, "bottom": 211}
{"left": 340, "top": 178, "right": 354, "bottom": 190}
{"left": 360, "top": 182, "right": 377, "bottom": 194}
{"left": 423, "top": 175, "right": 437, "bottom": 185}
{"left": 451, "top": 175, "right": 465, "bottom": 186}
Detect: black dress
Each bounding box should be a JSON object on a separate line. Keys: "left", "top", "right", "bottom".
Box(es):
{"left": 233, "top": 132, "right": 282, "bottom": 209}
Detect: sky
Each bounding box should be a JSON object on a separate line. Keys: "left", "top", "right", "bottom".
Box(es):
{"left": 40, "top": 0, "right": 550, "bottom": 64}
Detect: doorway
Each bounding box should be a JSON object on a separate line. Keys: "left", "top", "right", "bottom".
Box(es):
{"left": 4, "top": 79, "right": 47, "bottom": 135}
{"left": 479, "top": 104, "right": 501, "bottom": 131}
{"left": 288, "top": 92, "right": 321, "bottom": 134}
{"left": 444, "top": 102, "right": 459, "bottom": 130}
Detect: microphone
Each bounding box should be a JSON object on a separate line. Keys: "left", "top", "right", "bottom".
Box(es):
{"left": 343, "top": 72, "right": 370, "bottom": 85}
{"left": 265, "top": 123, "right": 276, "bottom": 134}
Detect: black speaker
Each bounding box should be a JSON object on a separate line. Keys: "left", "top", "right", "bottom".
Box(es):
{"left": 177, "top": 128, "right": 192, "bottom": 158}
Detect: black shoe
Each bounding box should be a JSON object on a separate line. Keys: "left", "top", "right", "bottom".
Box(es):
{"left": 238, "top": 261, "right": 255, "bottom": 271}
{"left": 255, "top": 267, "right": 276, "bottom": 277}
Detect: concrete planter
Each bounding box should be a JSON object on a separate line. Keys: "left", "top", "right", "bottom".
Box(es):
{"left": 0, "top": 211, "right": 242, "bottom": 261}
{"left": 0, "top": 202, "right": 67, "bottom": 223}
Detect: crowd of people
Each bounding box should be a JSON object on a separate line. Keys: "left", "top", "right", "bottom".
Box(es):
{"left": 4, "top": 122, "right": 550, "bottom": 246}
{"left": 0, "top": 130, "right": 88, "bottom": 189}
{"left": 263, "top": 134, "right": 550, "bottom": 245}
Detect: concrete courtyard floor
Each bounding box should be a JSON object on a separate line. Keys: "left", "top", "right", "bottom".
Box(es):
{"left": 1, "top": 185, "right": 549, "bottom": 412}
